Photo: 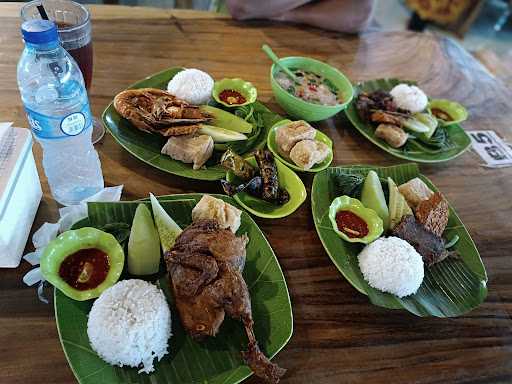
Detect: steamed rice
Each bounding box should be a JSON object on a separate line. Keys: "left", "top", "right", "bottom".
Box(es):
{"left": 87, "top": 279, "right": 172, "bottom": 373}
{"left": 390, "top": 83, "right": 428, "bottom": 113}
{"left": 358, "top": 236, "right": 424, "bottom": 298}
{"left": 167, "top": 68, "right": 214, "bottom": 105}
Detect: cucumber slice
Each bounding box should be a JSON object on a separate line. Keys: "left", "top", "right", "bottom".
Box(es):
{"left": 198, "top": 124, "right": 248, "bottom": 142}
{"left": 150, "top": 193, "right": 182, "bottom": 253}
{"left": 414, "top": 112, "right": 438, "bottom": 140}
{"left": 402, "top": 117, "right": 430, "bottom": 133}
{"left": 388, "top": 177, "right": 412, "bottom": 229}
{"left": 361, "top": 170, "right": 390, "bottom": 230}
{"left": 128, "top": 204, "right": 161, "bottom": 276}
{"left": 200, "top": 105, "right": 253, "bottom": 133}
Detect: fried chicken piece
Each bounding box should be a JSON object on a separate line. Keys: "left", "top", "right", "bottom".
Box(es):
{"left": 370, "top": 111, "right": 403, "bottom": 125}
{"left": 165, "top": 220, "right": 285, "bottom": 383}
{"left": 375, "top": 124, "right": 408, "bottom": 148}
{"left": 415, "top": 192, "right": 449, "bottom": 237}
{"left": 113, "top": 88, "right": 210, "bottom": 134}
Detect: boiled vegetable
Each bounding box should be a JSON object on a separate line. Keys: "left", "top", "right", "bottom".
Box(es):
{"left": 150, "top": 193, "right": 182, "bottom": 253}
{"left": 199, "top": 105, "right": 253, "bottom": 133}
{"left": 361, "top": 170, "right": 390, "bottom": 230}
{"left": 388, "top": 177, "right": 412, "bottom": 229}
{"left": 128, "top": 204, "right": 161, "bottom": 275}
{"left": 198, "top": 125, "right": 248, "bottom": 142}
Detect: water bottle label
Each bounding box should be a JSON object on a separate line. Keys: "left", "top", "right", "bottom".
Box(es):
{"left": 25, "top": 102, "right": 92, "bottom": 139}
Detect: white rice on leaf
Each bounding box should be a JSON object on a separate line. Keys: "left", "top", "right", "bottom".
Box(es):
{"left": 390, "top": 84, "right": 428, "bottom": 113}
{"left": 87, "top": 279, "right": 172, "bottom": 373}
{"left": 358, "top": 236, "right": 424, "bottom": 298}
{"left": 167, "top": 68, "right": 214, "bottom": 105}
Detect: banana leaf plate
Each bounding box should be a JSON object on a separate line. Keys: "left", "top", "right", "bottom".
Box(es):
{"left": 344, "top": 78, "right": 471, "bottom": 163}
{"left": 55, "top": 194, "right": 293, "bottom": 384}
{"left": 311, "top": 164, "right": 487, "bottom": 317}
{"left": 102, "top": 68, "right": 284, "bottom": 180}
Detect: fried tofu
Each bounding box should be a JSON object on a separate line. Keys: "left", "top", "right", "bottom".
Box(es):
{"left": 275, "top": 120, "right": 316, "bottom": 157}
{"left": 289, "top": 139, "right": 330, "bottom": 170}
{"left": 161, "top": 134, "right": 213, "bottom": 170}
{"left": 398, "top": 177, "right": 434, "bottom": 208}
{"left": 415, "top": 192, "right": 449, "bottom": 237}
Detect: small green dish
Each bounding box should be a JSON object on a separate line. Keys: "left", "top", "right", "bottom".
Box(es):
{"left": 267, "top": 119, "right": 333, "bottom": 173}
{"left": 226, "top": 156, "right": 307, "bottom": 219}
{"left": 428, "top": 98, "right": 468, "bottom": 126}
{"left": 328, "top": 196, "right": 383, "bottom": 244}
{"left": 212, "top": 78, "right": 258, "bottom": 107}
{"left": 270, "top": 57, "right": 354, "bottom": 122}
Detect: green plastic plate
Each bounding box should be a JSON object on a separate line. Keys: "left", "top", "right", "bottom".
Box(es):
{"left": 311, "top": 164, "right": 487, "bottom": 317}
{"left": 55, "top": 194, "right": 293, "bottom": 384}
{"left": 102, "top": 68, "right": 283, "bottom": 180}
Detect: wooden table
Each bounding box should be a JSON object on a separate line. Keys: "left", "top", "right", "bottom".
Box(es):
{"left": 1, "top": 3, "right": 511, "bottom": 384}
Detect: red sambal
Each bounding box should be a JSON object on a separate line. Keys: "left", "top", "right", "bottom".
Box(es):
{"left": 219, "top": 89, "right": 246, "bottom": 105}
{"left": 335, "top": 210, "right": 369, "bottom": 238}
{"left": 59, "top": 248, "right": 110, "bottom": 290}
{"left": 431, "top": 107, "right": 453, "bottom": 121}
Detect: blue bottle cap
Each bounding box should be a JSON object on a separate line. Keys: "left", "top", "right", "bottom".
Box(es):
{"left": 21, "top": 19, "right": 58, "bottom": 45}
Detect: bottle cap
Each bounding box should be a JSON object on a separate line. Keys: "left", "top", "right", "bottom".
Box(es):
{"left": 21, "top": 19, "right": 58, "bottom": 45}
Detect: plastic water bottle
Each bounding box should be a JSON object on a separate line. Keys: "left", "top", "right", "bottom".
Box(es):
{"left": 17, "top": 19, "right": 103, "bottom": 206}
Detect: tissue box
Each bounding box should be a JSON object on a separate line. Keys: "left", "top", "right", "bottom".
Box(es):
{"left": 0, "top": 126, "right": 42, "bottom": 267}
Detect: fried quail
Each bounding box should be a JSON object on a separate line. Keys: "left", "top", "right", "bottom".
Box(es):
{"left": 165, "top": 219, "right": 286, "bottom": 383}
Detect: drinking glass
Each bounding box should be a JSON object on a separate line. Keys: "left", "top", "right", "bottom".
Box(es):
{"left": 21, "top": 0, "right": 105, "bottom": 144}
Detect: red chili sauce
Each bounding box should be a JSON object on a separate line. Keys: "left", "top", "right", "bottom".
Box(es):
{"left": 219, "top": 89, "right": 246, "bottom": 105}
{"left": 58, "top": 248, "right": 110, "bottom": 290}
{"left": 431, "top": 108, "right": 452, "bottom": 121}
{"left": 335, "top": 210, "right": 369, "bottom": 238}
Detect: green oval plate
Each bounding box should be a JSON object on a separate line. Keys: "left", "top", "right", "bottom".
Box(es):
{"left": 311, "top": 163, "right": 487, "bottom": 317}
{"left": 101, "top": 67, "right": 283, "bottom": 181}
{"left": 56, "top": 194, "right": 293, "bottom": 384}
{"left": 344, "top": 78, "right": 471, "bottom": 163}
{"left": 226, "top": 156, "right": 307, "bottom": 218}
{"left": 267, "top": 119, "right": 333, "bottom": 172}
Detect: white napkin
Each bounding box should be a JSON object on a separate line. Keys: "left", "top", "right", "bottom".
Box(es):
{"left": 22, "top": 185, "right": 124, "bottom": 302}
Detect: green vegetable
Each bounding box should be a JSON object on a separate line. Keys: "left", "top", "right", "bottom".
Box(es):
{"left": 333, "top": 172, "right": 365, "bottom": 198}
{"left": 40, "top": 227, "right": 124, "bottom": 301}
{"left": 402, "top": 116, "right": 430, "bottom": 133}
{"left": 414, "top": 112, "right": 438, "bottom": 140}
{"left": 128, "top": 204, "right": 161, "bottom": 276}
{"left": 150, "top": 193, "right": 182, "bottom": 253}
{"left": 328, "top": 196, "right": 383, "bottom": 244}
{"left": 199, "top": 105, "right": 253, "bottom": 133}
{"left": 361, "top": 170, "right": 390, "bottom": 230}
{"left": 98, "top": 222, "right": 130, "bottom": 245}
{"left": 388, "top": 177, "right": 412, "bottom": 229}
{"left": 198, "top": 124, "right": 248, "bottom": 142}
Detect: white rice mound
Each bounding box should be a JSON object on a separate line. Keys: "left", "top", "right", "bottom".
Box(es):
{"left": 390, "top": 83, "right": 428, "bottom": 113}
{"left": 167, "top": 68, "right": 214, "bottom": 105}
{"left": 358, "top": 237, "right": 424, "bottom": 298}
{"left": 87, "top": 279, "right": 172, "bottom": 373}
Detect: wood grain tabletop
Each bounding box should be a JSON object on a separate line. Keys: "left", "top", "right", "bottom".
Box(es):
{"left": 1, "top": 3, "right": 511, "bottom": 384}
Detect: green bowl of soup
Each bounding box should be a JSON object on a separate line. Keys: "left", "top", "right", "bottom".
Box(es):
{"left": 270, "top": 57, "right": 354, "bottom": 122}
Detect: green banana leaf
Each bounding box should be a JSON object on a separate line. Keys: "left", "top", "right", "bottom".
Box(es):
{"left": 311, "top": 164, "right": 487, "bottom": 317}
{"left": 55, "top": 194, "right": 293, "bottom": 384}
{"left": 344, "top": 78, "right": 471, "bottom": 163}
{"left": 101, "top": 67, "right": 284, "bottom": 180}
